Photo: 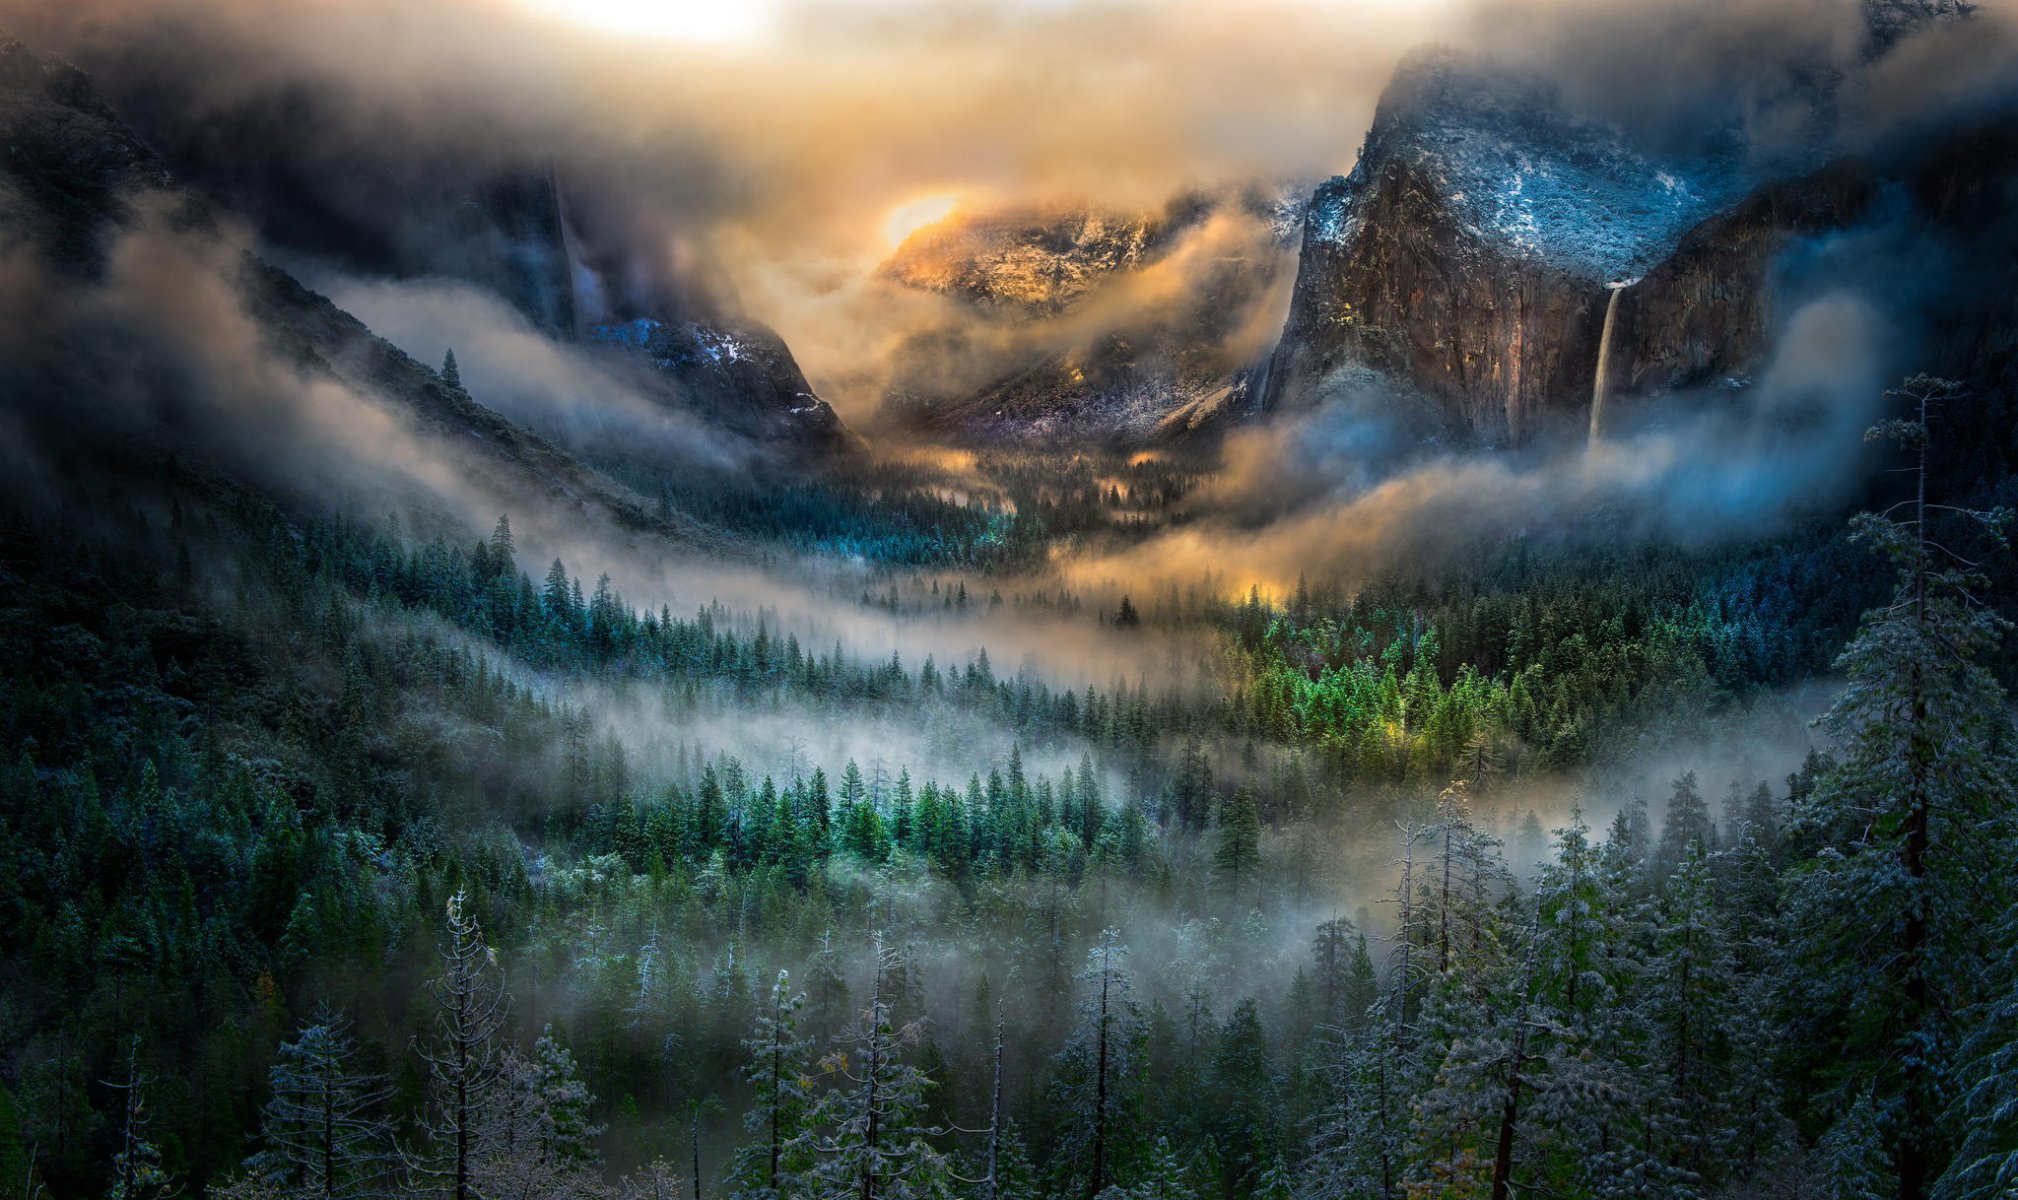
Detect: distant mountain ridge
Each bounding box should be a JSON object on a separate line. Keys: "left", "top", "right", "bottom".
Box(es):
{"left": 70, "top": 42, "right": 843, "bottom": 451}
{"left": 876, "top": 187, "right": 1301, "bottom": 443}
{"left": 0, "top": 32, "right": 738, "bottom": 551}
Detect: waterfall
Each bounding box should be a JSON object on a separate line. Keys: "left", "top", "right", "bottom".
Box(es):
{"left": 1588, "top": 282, "right": 1628, "bottom": 446}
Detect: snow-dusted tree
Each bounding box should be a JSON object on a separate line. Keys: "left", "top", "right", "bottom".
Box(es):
{"left": 1402, "top": 887, "right": 1534, "bottom": 1200}
{"left": 1817, "top": 1088, "right": 1896, "bottom": 1200}
{"left": 406, "top": 892, "right": 509, "bottom": 1200}
{"left": 1422, "top": 785, "right": 1507, "bottom": 978}
{"left": 256, "top": 1010, "right": 392, "bottom": 1200}
{"left": 1046, "top": 933, "right": 1147, "bottom": 1200}
{"left": 1936, "top": 905, "right": 2018, "bottom": 1198}
{"left": 1520, "top": 808, "right": 1674, "bottom": 1199}
{"left": 1299, "top": 1026, "right": 1405, "bottom": 1200}
{"left": 1783, "top": 376, "right": 2016, "bottom": 1200}
{"left": 617, "top": 1159, "right": 683, "bottom": 1200}
{"left": 105, "top": 1036, "right": 177, "bottom": 1200}
{"left": 474, "top": 1028, "right": 605, "bottom": 1200}
{"left": 1639, "top": 850, "right": 1739, "bottom": 1190}
{"left": 1103, "top": 1137, "right": 1190, "bottom": 1200}
{"left": 792, "top": 936, "right": 952, "bottom": 1200}
{"left": 728, "top": 971, "right": 815, "bottom": 1199}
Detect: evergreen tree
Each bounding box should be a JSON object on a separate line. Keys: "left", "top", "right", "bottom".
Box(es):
{"left": 731, "top": 973, "right": 815, "bottom": 1199}
{"left": 407, "top": 893, "right": 509, "bottom": 1200}
{"left": 1653, "top": 771, "right": 1715, "bottom": 875}
{"left": 1213, "top": 785, "right": 1261, "bottom": 896}
{"left": 253, "top": 1012, "right": 391, "bottom": 1200}
{"left": 475, "top": 1029, "right": 603, "bottom": 1200}
{"left": 1046, "top": 934, "right": 1146, "bottom": 1199}
{"left": 791, "top": 937, "right": 952, "bottom": 1200}
{"left": 106, "top": 1036, "right": 177, "bottom": 1200}
{"left": 1783, "top": 377, "right": 2016, "bottom": 1200}
{"left": 1205, "top": 999, "right": 1280, "bottom": 1199}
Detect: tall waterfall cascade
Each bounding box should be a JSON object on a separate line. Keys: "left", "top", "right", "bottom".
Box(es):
{"left": 1588, "top": 281, "right": 1633, "bottom": 446}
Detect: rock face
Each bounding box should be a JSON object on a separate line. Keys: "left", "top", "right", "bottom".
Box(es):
{"left": 1261, "top": 19, "right": 2015, "bottom": 444}
{"left": 1261, "top": 50, "right": 1759, "bottom": 442}
{"left": 1603, "top": 162, "right": 1875, "bottom": 400}
{"left": 879, "top": 189, "right": 1300, "bottom": 442}
{"left": 882, "top": 206, "right": 1169, "bottom": 314}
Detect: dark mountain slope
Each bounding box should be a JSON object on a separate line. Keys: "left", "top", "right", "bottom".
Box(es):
{"left": 0, "top": 33, "right": 725, "bottom": 551}
{"left": 74, "top": 39, "right": 843, "bottom": 451}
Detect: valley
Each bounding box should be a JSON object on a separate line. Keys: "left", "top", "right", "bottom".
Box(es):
{"left": 1, "top": 2, "right": 2016, "bottom": 1199}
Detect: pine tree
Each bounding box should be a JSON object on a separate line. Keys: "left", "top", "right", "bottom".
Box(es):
{"left": 1046, "top": 934, "right": 1146, "bottom": 1200}
{"left": 407, "top": 892, "right": 509, "bottom": 1200}
{"left": 487, "top": 515, "right": 514, "bottom": 575}
{"left": 792, "top": 937, "right": 952, "bottom": 1200}
{"left": 254, "top": 1011, "right": 392, "bottom": 1200}
{"left": 730, "top": 971, "right": 815, "bottom": 1199}
{"left": 1653, "top": 771, "right": 1715, "bottom": 876}
{"left": 1784, "top": 376, "right": 2015, "bottom": 1200}
{"left": 105, "top": 1036, "right": 177, "bottom": 1200}
{"left": 1213, "top": 784, "right": 1261, "bottom": 896}
{"left": 475, "top": 1029, "right": 603, "bottom": 1200}
{"left": 441, "top": 350, "right": 461, "bottom": 391}
{"left": 1206, "top": 999, "right": 1280, "bottom": 1199}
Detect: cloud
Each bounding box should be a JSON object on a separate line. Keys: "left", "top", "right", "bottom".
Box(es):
{"left": 302, "top": 269, "right": 759, "bottom": 471}
{"left": 1063, "top": 290, "right": 1893, "bottom": 592}
{"left": 0, "top": 0, "right": 1454, "bottom": 417}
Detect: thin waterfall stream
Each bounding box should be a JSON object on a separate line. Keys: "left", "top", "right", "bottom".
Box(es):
{"left": 1588, "top": 281, "right": 1631, "bottom": 445}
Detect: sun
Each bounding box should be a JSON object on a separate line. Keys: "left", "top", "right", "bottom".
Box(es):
{"left": 516, "top": 0, "right": 774, "bottom": 44}
{"left": 882, "top": 193, "right": 961, "bottom": 249}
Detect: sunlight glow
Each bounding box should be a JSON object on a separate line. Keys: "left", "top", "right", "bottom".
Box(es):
{"left": 517, "top": 0, "right": 774, "bottom": 44}
{"left": 882, "top": 192, "right": 961, "bottom": 248}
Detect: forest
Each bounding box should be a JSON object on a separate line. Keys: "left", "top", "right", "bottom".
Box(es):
{"left": 4, "top": 0, "right": 2018, "bottom": 1197}
{"left": 4, "top": 370, "right": 2018, "bottom": 1200}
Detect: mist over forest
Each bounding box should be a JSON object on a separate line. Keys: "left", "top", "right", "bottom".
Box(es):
{"left": 2, "top": 2, "right": 2018, "bottom": 1199}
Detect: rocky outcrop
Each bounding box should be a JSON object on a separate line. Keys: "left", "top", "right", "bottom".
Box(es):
{"left": 1604, "top": 162, "right": 1876, "bottom": 400}
{"left": 587, "top": 317, "right": 841, "bottom": 444}
{"left": 879, "top": 189, "right": 1299, "bottom": 443}
{"left": 881, "top": 205, "right": 1170, "bottom": 314}
{"left": 1257, "top": 0, "right": 2011, "bottom": 445}
{"left": 1261, "top": 50, "right": 1758, "bottom": 442}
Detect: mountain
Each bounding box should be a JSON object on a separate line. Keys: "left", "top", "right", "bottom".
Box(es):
{"left": 1260, "top": 47, "right": 1768, "bottom": 441}
{"left": 1261, "top": 5, "right": 2015, "bottom": 444}
{"left": 877, "top": 188, "right": 1300, "bottom": 443}
{"left": 0, "top": 33, "right": 730, "bottom": 550}
{"left": 77, "top": 45, "right": 842, "bottom": 451}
